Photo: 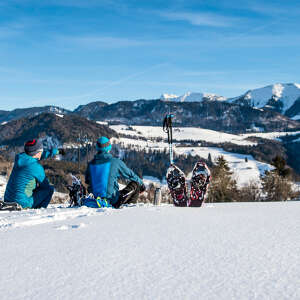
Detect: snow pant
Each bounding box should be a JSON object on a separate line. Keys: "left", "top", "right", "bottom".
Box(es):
{"left": 32, "top": 182, "right": 54, "bottom": 209}
{"left": 113, "top": 181, "right": 140, "bottom": 209}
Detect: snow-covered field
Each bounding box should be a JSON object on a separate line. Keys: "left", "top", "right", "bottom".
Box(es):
{"left": 111, "top": 125, "right": 300, "bottom": 145}
{"left": 175, "top": 147, "right": 271, "bottom": 186}
{"left": 1, "top": 201, "right": 300, "bottom": 300}
{"left": 110, "top": 125, "right": 275, "bottom": 186}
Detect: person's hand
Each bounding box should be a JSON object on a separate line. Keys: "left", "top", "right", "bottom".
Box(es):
{"left": 139, "top": 183, "right": 146, "bottom": 193}
{"left": 58, "top": 148, "right": 66, "bottom": 156}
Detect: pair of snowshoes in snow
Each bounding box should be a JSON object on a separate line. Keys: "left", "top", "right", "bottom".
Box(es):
{"left": 166, "top": 161, "right": 211, "bottom": 207}
{"left": 0, "top": 200, "right": 22, "bottom": 211}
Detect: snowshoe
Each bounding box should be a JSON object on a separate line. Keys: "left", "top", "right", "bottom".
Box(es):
{"left": 0, "top": 200, "right": 22, "bottom": 211}
{"left": 166, "top": 164, "right": 188, "bottom": 207}
{"left": 189, "top": 161, "right": 211, "bottom": 207}
{"left": 67, "top": 175, "right": 86, "bottom": 207}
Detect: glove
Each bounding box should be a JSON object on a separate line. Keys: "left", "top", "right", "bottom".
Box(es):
{"left": 58, "top": 148, "right": 66, "bottom": 156}
{"left": 139, "top": 183, "right": 146, "bottom": 193}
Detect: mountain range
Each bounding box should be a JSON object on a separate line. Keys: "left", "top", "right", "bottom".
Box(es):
{"left": 0, "top": 82, "right": 299, "bottom": 137}
{"left": 161, "top": 83, "right": 300, "bottom": 120}
{"left": 0, "top": 83, "right": 300, "bottom": 176}
{"left": 1, "top": 83, "right": 300, "bottom": 127}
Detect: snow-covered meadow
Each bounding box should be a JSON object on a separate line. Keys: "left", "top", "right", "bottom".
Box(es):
{"left": 1, "top": 200, "right": 300, "bottom": 299}
{"left": 110, "top": 125, "right": 282, "bottom": 186}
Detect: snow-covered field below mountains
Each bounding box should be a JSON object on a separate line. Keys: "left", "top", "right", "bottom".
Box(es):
{"left": 111, "top": 125, "right": 300, "bottom": 146}
{"left": 1, "top": 200, "right": 300, "bottom": 300}
{"left": 110, "top": 125, "right": 278, "bottom": 186}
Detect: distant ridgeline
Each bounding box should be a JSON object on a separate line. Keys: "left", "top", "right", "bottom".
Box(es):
{"left": 0, "top": 100, "right": 300, "bottom": 134}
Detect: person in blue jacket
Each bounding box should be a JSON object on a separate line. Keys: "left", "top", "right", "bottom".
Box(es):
{"left": 4, "top": 139, "right": 60, "bottom": 209}
{"left": 85, "top": 136, "right": 145, "bottom": 208}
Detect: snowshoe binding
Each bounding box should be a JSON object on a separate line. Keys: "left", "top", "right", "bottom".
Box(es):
{"left": 166, "top": 164, "right": 188, "bottom": 207}
{"left": 0, "top": 200, "right": 22, "bottom": 211}
{"left": 189, "top": 162, "right": 211, "bottom": 207}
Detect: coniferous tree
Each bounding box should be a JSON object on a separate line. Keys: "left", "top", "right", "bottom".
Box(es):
{"left": 261, "top": 155, "right": 296, "bottom": 201}
{"left": 207, "top": 156, "right": 238, "bottom": 202}
{"left": 208, "top": 153, "right": 212, "bottom": 165}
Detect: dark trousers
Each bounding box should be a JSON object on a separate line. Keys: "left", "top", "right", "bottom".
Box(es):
{"left": 113, "top": 181, "right": 140, "bottom": 209}
{"left": 32, "top": 182, "right": 54, "bottom": 209}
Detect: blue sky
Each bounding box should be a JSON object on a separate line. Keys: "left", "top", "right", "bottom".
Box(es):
{"left": 0, "top": 0, "right": 299, "bottom": 110}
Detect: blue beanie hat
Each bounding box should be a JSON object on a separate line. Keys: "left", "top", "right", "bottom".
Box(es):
{"left": 96, "top": 136, "right": 111, "bottom": 153}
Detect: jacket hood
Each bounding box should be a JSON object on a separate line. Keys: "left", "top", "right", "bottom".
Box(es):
{"left": 15, "top": 152, "right": 38, "bottom": 168}
{"left": 95, "top": 152, "right": 112, "bottom": 160}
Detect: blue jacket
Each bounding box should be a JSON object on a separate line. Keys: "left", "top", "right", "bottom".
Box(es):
{"left": 85, "top": 152, "right": 143, "bottom": 205}
{"left": 4, "top": 149, "right": 58, "bottom": 208}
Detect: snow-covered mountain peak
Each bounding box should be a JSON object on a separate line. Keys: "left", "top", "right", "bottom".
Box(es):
{"left": 229, "top": 83, "right": 300, "bottom": 113}
{"left": 160, "top": 93, "right": 178, "bottom": 100}
{"left": 272, "top": 83, "right": 284, "bottom": 99}
{"left": 161, "top": 92, "right": 226, "bottom": 102}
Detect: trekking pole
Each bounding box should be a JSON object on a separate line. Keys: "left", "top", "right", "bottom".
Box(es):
{"left": 163, "top": 114, "right": 174, "bottom": 165}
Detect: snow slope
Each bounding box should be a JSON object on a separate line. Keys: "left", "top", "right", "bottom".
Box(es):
{"left": 110, "top": 125, "right": 289, "bottom": 186}
{"left": 1, "top": 202, "right": 300, "bottom": 299}
{"left": 111, "top": 125, "right": 300, "bottom": 146}
{"left": 229, "top": 83, "right": 300, "bottom": 113}
{"left": 161, "top": 92, "right": 226, "bottom": 102}
{"left": 114, "top": 137, "right": 271, "bottom": 186}
{"left": 175, "top": 147, "right": 271, "bottom": 186}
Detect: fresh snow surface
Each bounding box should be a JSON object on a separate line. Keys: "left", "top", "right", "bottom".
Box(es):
{"left": 55, "top": 114, "right": 64, "bottom": 118}
{"left": 1, "top": 121, "right": 8, "bottom": 125}
{"left": 229, "top": 83, "right": 300, "bottom": 113}
{"left": 1, "top": 201, "right": 300, "bottom": 300}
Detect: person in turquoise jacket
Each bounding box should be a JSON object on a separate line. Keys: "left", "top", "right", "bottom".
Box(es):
{"left": 85, "top": 136, "right": 145, "bottom": 208}
{"left": 4, "top": 139, "right": 60, "bottom": 209}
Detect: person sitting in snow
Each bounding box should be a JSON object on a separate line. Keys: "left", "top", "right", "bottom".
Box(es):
{"left": 85, "top": 136, "right": 145, "bottom": 208}
{"left": 4, "top": 139, "right": 61, "bottom": 209}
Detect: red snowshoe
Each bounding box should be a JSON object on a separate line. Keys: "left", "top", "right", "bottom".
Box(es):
{"left": 189, "top": 162, "right": 211, "bottom": 207}
{"left": 166, "top": 164, "right": 188, "bottom": 207}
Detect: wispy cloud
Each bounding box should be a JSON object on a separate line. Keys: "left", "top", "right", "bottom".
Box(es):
{"left": 0, "top": 18, "right": 35, "bottom": 39}
{"left": 248, "top": 2, "right": 300, "bottom": 17}
{"left": 0, "top": 22, "right": 24, "bottom": 38}
{"left": 159, "top": 11, "right": 236, "bottom": 27}
{"left": 57, "top": 35, "right": 150, "bottom": 49}
{"left": 6, "top": 0, "right": 128, "bottom": 10}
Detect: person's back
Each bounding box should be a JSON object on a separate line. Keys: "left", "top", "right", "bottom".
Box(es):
{"left": 85, "top": 136, "right": 144, "bottom": 208}
{"left": 5, "top": 152, "right": 43, "bottom": 208}
{"left": 4, "top": 139, "right": 58, "bottom": 209}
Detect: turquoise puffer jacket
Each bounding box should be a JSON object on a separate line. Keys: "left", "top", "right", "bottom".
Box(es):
{"left": 4, "top": 149, "right": 58, "bottom": 208}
